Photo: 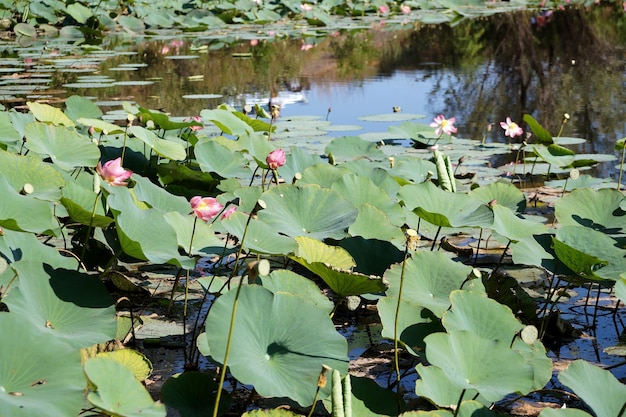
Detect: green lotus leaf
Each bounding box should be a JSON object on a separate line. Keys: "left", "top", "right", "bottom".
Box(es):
{"left": 76, "top": 117, "right": 125, "bottom": 135}
{"left": 415, "top": 363, "right": 481, "bottom": 409}
{"left": 222, "top": 211, "right": 297, "bottom": 255}
{"left": 391, "top": 156, "right": 437, "bottom": 184}
{"left": 510, "top": 233, "right": 573, "bottom": 275}
{"left": 553, "top": 225, "right": 626, "bottom": 282}
{"left": 491, "top": 204, "right": 548, "bottom": 242}
{"left": 0, "top": 150, "right": 65, "bottom": 201}
{"left": 348, "top": 204, "right": 406, "bottom": 247}
{"left": 204, "top": 285, "right": 349, "bottom": 406}
{"left": 128, "top": 126, "right": 186, "bottom": 161}
{"left": 338, "top": 237, "right": 405, "bottom": 277}
{"left": 0, "top": 175, "right": 59, "bottom": 235}
{"left": 424, "top": 330, "right": 535, "bottom": 403}
{"left": 85, "top": 357, "right": 166, "bottom": 417}
{"left": 65, "top": 95, "right": 102, "bottom": 121}
{"left": 324, "top": 136, "right": 386, "bottom": 162}
{"left": 299, "top": 163, "right": 352, "bottom": 188}
{"left": 96, "top": 349, "right": 152, "bottom": 381}
{"left": 0, "top": 229, "right": 77, "bottom": 268}
{"left": 539, "top": 408, "right": 593, "bottom": 417}
{"left": 384, "top": 251, "right": 480, "bottom": 318}
{"left": 469, "top": 181, "right": 526, "bottom": 212}
{"left": 559, "top": 360, "right": 626, "bottom": 417}
{"left": 60, "top": 174, "right": 113, "bottom": 228}
{"left": 257, "top": 184, "right": 357, "bottom": 241}
{"left": 615, "top": 274, "right": 626, "bottom": 306}
{"left": 399, "top": 181, "right": 493, "bottom": 229}
{"left": 341, "top": 162, "right": 401, "bottom": 197}
{"left": 378, "top": 296, "right": 443, "bottom": 357}
{"left": 163, "top": 211, "right": 228, "bottom": 256}
{"left": 400, "top": 409, "right": 453, "bottom": 417}
{"left": 293, "top": 236, "right": 355, "bottom": 270}
{"left": 132, "top": 175, "right": 190, "bottom": 213}
{"left": 136, "top": 106, "right": 195, "bottom": 131}
{"left": 201, "top": 108, "right": 254, "bottom": 137}
{"left": 161, "top": 371, "right": 231, "bottom": 417}
{"left": 0, "top": 314, "right": 85, "bottom": 417}
{"left": 530, "top": 144, "right": 575, "bottom": 168}
{"left": 0, "top": 111, "right": 22, "bottom": 148}
{"left": 555, "top": 188, "right": 625, "bottom": 232}
{"left": 261, "top": 269, "right": 334, "bottom": 314}
{"left": 195, "top": 139, "right": 252, "bottom": 178}
{"left": 236, "top": 132, "right": 278, "bottom": 166}
{"left": 27, "top": 101, "right": 75, "bottom": 126}
{"left": 4, "top": 262, "right": 117, "bottom": 348}
{"left": 279, "top": 146, "right": 324, "bottom": 182}
{"left": 545, "top": 174, "right": 614, "bottom": 191}
{"left": 107, "top": 186, "right": 195, "bottom": 269}
{"left": 523, "top": 114, "right": 552, "bottom": 145}
{"left": 388, "top": 121, "right": 438, "bottom": 144}
{"left": 442, "top": 290, "right": 523, "bottom": 341}
{"left": 118, "top": 15, "right": 146, "bottom": 33}
{"left": 24, "top": 122, "right": 100, "bottom": 170}
{"left": 156, "top": 160, "right": 219, "bottom": 197}
{"left": 331, "top": 173, "right": 405, "bottom": 226}
{"left": 66, "top": 2, "right": 92, "bottom": 23}
{"left": 243, "top": 410, "right": 301, "bottom": 417}
{"left": 14, "top": 22, "right": 36, "bottom": 37}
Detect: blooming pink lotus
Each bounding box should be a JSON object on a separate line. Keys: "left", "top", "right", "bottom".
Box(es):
{"left": 500, "top": 117, "right": 524, "bottom": 138}
{"left": 185, "top": 116, "right": 203, "bottom": 131}
{"left": 400, "top": 4, "right": 411, "bottom": 14}
{"left": 190, "top": 196, "right": 224, "bottom": 222}
{"left": 266, "top": 149, "right": 286, "bottom": 170}
{"left": 378, "top": 5, "right": 389, "bottom": 14}
{"left": 221, "top": 205, "right": 237, "bottom": 220}
{"left": 430, "top": 114, "right": 458, "bottom": 136}
{"left": 96, "top": 158, "right": 132, "bottom": 186}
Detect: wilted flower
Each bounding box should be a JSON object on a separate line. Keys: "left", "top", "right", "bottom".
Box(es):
{"left": 500, "top": 117, "right": 524, "bottom": 138}
{"left": 190, "top": 196, "right": 223, "bottom": 222}
{"left": 266, "top": 149, "right": 286, "bottom": 170}
{"left": 221, "top": 205, "right": 237, "bottom": 220}
{"left": 96, "top": 158, "right": 132, "bottom": 186}
{"left": 430, "top": 114, "right": 457, "bottom": 136}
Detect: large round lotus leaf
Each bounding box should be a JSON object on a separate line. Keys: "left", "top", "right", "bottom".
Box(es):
{"left": 256, "top": 184, "right": 357, "bottom": 242}
{"left": 195, "top": 139, "right": 252, "bottom": 178}
{"left": 0, "top": 150, "right": 65, "bottom": 201}
{"left": 0, "top": 175, "right": 59, "bottom": 235}
{"left": 163, "top": 211, "right": 227, "bottom": 256}
{"left": 24, "top": 123, "right": 100, "bottom": 170}
{"left": 128, "top": 126, "right": 186, "bottom": 161}
{"left": 222, "top": 211, "right": 297, "bottom": 255}
{"left": 378, "top": 296, "right": 443, "bottom": 357}
{"left": 292, "top": 236, "right": 355, "bottom": 269}
{"left": 510, "top": 233, "right": 574, "bottom": 276}
{"left": 96, "top": 349, "right": 152, "bottom": 381}
{"left": 555, "top": 188, "right": 625, "bottom": 232}
{"left": 27, "top": 101, "right": 74, "bottom": 126}
{"left": 390, "top": 156, "right": 437, "bottom": 184}
{"left": 324, "top": 136, "right": 386, "bottom": 162}
{"left": 398, "top": 181, "right": 493, "bottom": 229}
{"left": 0, "top": 229, "right": 77, "bottom": 268}
{"left": 384, "top": 251, "right": 480, "bottom": 318}
{"left": 65, "top": 95, "right": 102, "bottom": 121}
{"left": 132, "top": 175, "right": 190, "bottom": 214}
{"left": 84, "top": 357, "right": 166, "bottom": 417}
{"left": 204, "top": 285, "right": 349, "bottom": 406}
{"left": 553, "top": 225, "right": 626, "bottom": 282}
{"left": 299, "top": 163, "right": 352, "bottom": 188}
{"left": 338, "top": 237, "right": 405, "bottom": 277}
{"left": 348, "top": 204, "right": 407, "bottom": 247}
{"left": 107, "top": 186, "right": 195, "bottom": 269}
{"left": 415, "top": 363, "right": 481, "bottom": 409}
{"left": 442, "top": 290, "right": 523, "bottom": 341}
{"left": 424, "top": 330, "right": 534, "bottom": 403}
{"left": 4, "top": 262, "right": 117, "bottom": 349}
{"left": 0, "top": 314, "right": 85, "bottom": 417}
{"left": 341, "top": 162, "right": 401, "bottom": 198}
{"left": 539, "top": 408, "right": 593, "bottom": 417}
{"left": 60, "top": 175, "right": 113, "bottom": 228}
{"left": 468, "top": 181, "right": 526, "bottom": 213}
{"left": 161, "top": 371, "right": 231, "bottom": 417}
{"left": 559, "top": 360, "right": 626, "bottom": 417}
{"left": 261, "top": 269, "right": 334, "bottom": 314}
{"left": 331, "top": 173, "right": 405, "bottom": 226}
{"left": 530, "top": 144, "right": 575, "bottom": 168}
{"left": 279, "top": 146, "right": 324, "bottom": 182}
{"left": 490, "top": 204, "right": 547, "bottom": 243}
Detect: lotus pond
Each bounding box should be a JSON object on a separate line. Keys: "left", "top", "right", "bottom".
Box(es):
{"left": 0, "top": 1, "right": 626, "bottom": 417}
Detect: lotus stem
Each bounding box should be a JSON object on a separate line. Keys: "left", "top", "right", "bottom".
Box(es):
{"left": 393, "top": 237, "right": 411, "bottom": 413}
{"left": 430, "top": 226, "right": 442, "bottom": 251}
{"left": 488, "top": 240, "right": 511, "bottom": 281}
{"left": 307, "top": 365, "right": 331, "bottom": 417}
{"left": 212, "top": 208, "right": 255, "bottom": 417}
{"left": 617, "top": 400, "right": 626, "bottom": 417}
{"left": 473, "top": 228, "right": 483, "bottom": 266}
{"left": 617, "top": 144, "right": 625, "bottom": 191}
{"left": 331, "top": 370, "right": 345, "bottom": 417}
{"left": 78, "top": 190, "right": 102, "bottom": 271}
{"left": 453, "top": 389, "right": 466, "bottom": 417}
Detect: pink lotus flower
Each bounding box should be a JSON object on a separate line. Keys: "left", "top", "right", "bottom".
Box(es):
{"left": 221, "top": 206, "right": 237, "bottom": 220}
{"left": 500, "top": 117, "right": 524, "bottom": 138}
{"left": 300, "top": 3, "right": 313, "bottom": 11}
{"left": 190, "top": 196, "right": 223, "bottom": 222}
{"left": 266, "top": 149, "right": 286, "bottom": 170}
{"left": 185, "top": 115, "right": 203, "bottom": 131}
{"left": 379, "top": 4, "right": 389, "bottom": 14}
{"left": 400, "top": 4, "right": 411, "bottom": 14}
{"left": 430, "top": 114, "right": 457, "bottom": 136}
{"left": 301, "top": 43, "right": 314, "bottom": 51}
{"left": 96, "top": 158, "right": 132, "bottom": 186}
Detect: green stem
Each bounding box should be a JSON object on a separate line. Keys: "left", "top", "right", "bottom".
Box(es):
{"left": 453, "top": 389, "right": 466, "bottom": 417}
{"left": 393, "top": 246, "right": 410, "bottom": 413}
{"left": 182, "top": 217, "right": 199, "bottom": 365}
{"left": 617, "top": 145, "right": 625, "bottom": 191}
{"left": 78, "top": 190, "right": 102, "bottom": 271}
{"left": 121, "top": 125, "right": 129, "bottom": 163}
{"left": 212, "top": 211, "right": 254, "bottom": 417}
